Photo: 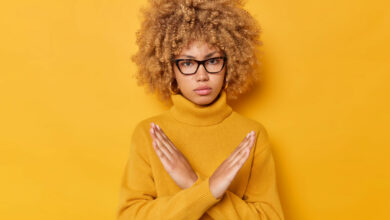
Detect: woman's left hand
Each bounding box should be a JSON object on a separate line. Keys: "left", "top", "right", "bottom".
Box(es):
{"left": 149, "top": 122, "right": 198, "bottom": 189}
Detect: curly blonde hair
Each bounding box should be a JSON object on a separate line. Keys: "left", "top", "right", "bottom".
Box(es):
{"left": 131, "top": 0, "right": 263, "bottom": 103}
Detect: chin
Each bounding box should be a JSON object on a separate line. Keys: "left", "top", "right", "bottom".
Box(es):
{"left": 181, "top": 89, "right": 220, "bottom": 106}
{"left": 194, "top": 99, "right": 211, "bottom": 106}
{"left": 193, "top": 93, "right": 217, "bottom": 106}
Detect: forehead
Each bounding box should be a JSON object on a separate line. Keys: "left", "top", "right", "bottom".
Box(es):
{"left": 178, "top": 40, "right": 221, "bottom": 55}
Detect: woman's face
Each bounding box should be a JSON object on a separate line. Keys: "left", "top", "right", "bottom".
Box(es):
{"left": 173, "top": 40, "right": 226, "bottom": 106}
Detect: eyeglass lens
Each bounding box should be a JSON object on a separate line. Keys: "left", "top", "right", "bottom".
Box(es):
{"left": 177, "top": 58, "right": 225, "bottom": 74}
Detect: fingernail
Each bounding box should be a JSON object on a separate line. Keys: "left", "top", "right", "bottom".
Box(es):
{"left": 156, "top": 124, "right": 160, "bottom": 130}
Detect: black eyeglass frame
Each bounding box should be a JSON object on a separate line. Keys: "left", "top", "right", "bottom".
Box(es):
{"left": 172, "top": 56, "right": 227, "bottom": 75}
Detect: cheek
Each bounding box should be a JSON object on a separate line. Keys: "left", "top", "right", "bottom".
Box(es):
{"left": 173, "top": 68, "right": 184, "bottom": 83}
{"left": 173, "top": 72, "right": 190, "bottom": 89}
{"left": 176, "top": 77, "right": 192, "bottom": 89}
{"left": 211, "top": 73, "right": 226, "bottom": 85}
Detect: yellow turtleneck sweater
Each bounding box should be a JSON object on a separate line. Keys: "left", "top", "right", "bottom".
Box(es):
{"left": 117, "top": 91, "right": 285, "bottom": 220}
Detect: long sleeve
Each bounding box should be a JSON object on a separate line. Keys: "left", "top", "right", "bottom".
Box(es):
{"left": 116, "top": 122, "right": 222, "bottom": 220}
{"left": 197, "top": 125, "right": 285, "bottom": 220}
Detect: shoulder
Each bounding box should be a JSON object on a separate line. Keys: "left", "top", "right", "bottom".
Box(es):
{"left": 131, "top": 111, "right": 171, "bottom": 136}
{"left": 230, "top": 111, "right": 271, "bottom": 153}
{"left": 230, "top": 111, "right": 268, "bottom": 133}
{"left": 128, "top": 112, "right": 170, "bottom": 156}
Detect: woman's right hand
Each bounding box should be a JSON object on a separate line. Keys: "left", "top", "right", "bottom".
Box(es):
{"left": 209, "top": 130, "right": 256, "bottom": 199}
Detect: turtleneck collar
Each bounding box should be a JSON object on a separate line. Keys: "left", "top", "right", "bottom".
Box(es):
{"left": 169, "top": 90, "right": 233, "bottom": 126}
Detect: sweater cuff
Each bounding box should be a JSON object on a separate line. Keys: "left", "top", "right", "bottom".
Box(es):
{"left": 195, "top": 176, "right": 222, "bottom": 203}
{"left": 186, "top": 175, "right": 222, "bottom": 215}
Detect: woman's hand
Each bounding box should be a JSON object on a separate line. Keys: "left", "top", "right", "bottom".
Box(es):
{"left": 149, "top": 122, "right": 198, "bottom": 189}
{"left": 209, "top": 131, "right": 256, "bottom": 199}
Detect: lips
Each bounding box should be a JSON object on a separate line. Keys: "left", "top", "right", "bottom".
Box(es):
{"left": 194, "top": 86, "right": 212, "bottom": 95}
{"left": 194, "top": 86, "right": 211, "bottom": 91}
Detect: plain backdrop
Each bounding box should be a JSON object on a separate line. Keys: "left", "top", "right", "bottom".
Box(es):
{"left": 1, "top": 0, "right": 389, "bottom": 219}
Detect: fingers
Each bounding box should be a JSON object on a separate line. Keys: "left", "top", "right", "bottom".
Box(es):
{"left": 240, "top": 131, "right": 255, "bottom": 149}
{"left": 231, "top": 135, "right": 250, "bottom": 155}
{"left": 152, "top": 140, "right": 171, "bottom": 166}
{"left": 152, "top": 126, "right": 172, "bottom": 153}
{"left": 154, "top": 138, "right": 174, "bottom": 161}
{"left": 152, "top": 140, "right": 164, "bottom": 159}
{"left": 150, "top": 122, "right": 176, "bottom": 161}
{"left": 230, "top": 135, "right": 255, "bottom": 165}
{"left": 155, "top": 125, "right": 175, "bottom": 147}
{"left": 228, "top": 131, "right": 256, "bottom": 164}
{"left": 153, "top": 123, "right": 177, "bottom": 154}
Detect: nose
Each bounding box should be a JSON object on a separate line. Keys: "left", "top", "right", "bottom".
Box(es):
{"left": 195, "top": 64, "right": 209, "bottom": 81}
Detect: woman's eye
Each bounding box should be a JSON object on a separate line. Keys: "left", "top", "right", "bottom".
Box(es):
{"left": 181, "top": 61, "right": 193, "bottom": 67}
{"left": 207, "top": 58, "right": 220, "bottom": 65}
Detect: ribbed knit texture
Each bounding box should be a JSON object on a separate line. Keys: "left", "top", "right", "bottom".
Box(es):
{"left": 117, "top": 90, "right": 285, "bottom": 220}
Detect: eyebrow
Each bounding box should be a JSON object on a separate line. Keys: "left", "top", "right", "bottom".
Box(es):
{"left": 181, "top": 51, "right": 218, "bottom": 59}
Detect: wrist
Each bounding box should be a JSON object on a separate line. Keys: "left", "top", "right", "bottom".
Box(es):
{"left": 185, "top": 175, "right": 199, "bottom": 189}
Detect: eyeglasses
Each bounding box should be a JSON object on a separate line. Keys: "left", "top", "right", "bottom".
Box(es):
{"left": 173, "top": 57, "right": 227, "bottom": 75}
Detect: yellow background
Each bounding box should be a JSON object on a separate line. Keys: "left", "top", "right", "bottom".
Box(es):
{"left": 1, "top": 0, "right": 389, "bottom": 219}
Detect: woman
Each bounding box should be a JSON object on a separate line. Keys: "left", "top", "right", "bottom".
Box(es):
{"left": 117, "top": 0, "right": 285, "bottom": 219}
